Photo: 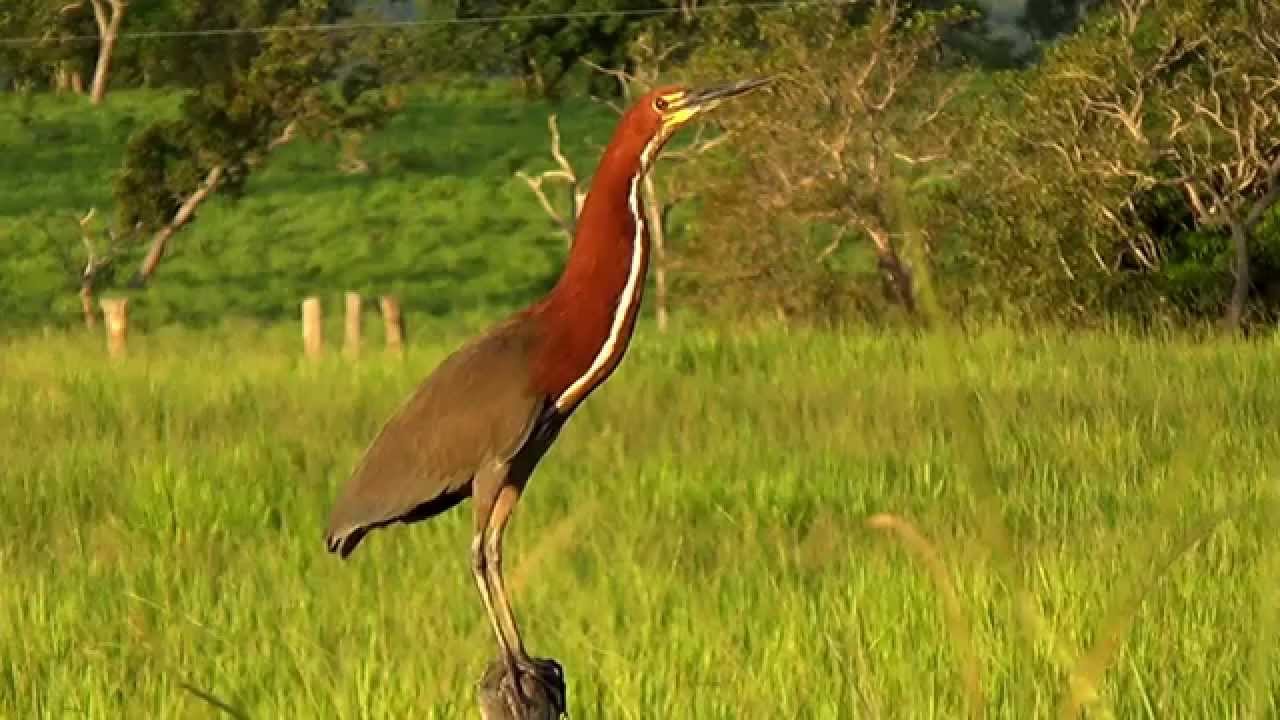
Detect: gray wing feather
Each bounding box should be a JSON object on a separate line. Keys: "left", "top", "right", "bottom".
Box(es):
{"left": 325, "top": 318, "right": 544, "bottom": 553}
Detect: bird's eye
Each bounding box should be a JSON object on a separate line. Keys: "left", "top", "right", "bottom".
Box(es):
{"left": 654, "top": 97, "right": 669, "bottom": 112}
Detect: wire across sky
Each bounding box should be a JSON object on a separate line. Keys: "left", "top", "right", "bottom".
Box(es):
{"left": 0, "top": 0, "right": 862, "bottom": 47}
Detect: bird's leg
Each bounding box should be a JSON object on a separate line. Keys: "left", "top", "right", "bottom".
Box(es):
{"left": 474, "top": 529, "right": 535, "bottom": 720}
{"left": 472, "top": 530, "right": 518, "bottom": 673}
{"left": 485, "top": 484, "right": 537, "bottom": 672}
{"left": 478, "top": 541, "right": 535, "bottom": 720}
{"left": 474, "top": 469, "right": 539, "bottom": 720}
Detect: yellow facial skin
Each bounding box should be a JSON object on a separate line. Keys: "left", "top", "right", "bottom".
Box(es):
{"left": 662, "top": 102, "right": 700, "bottom": 131}
{"left": 654, "top": 92, "right": 706, "bottom": 148}
{"left": 649, "top": 78, "right": 769, "bottom": 153}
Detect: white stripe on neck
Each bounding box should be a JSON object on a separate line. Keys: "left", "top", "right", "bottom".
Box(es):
{"left": 554, "top": 142, "right": 656, "bottom": 411}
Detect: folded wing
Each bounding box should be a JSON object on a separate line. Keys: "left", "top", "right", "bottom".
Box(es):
{"left": 324, "top": 318, "right": 545, "bottom": 557}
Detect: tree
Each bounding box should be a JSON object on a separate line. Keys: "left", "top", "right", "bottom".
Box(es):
{"left": 60, "top": 0, "right": 128, "bottom": 103}
{"left": 114, "top": 4, "right": 403, "bottom": 285}
{"left": 85, "top": 0, "right": 126, "bottom": 103}
{"left": 448, "top": 0, "right": 707, "bottom": 98}
{"left": 515, "top": 113, "right": 587, "bottom": 247}
{"left": 0, "top": 1, "right": 96, "bottom": 93}
{"left": 1007, "top": 0, "right": 1280, "bottom": 330}
{"left": 36, "top": 207, "right": 124, "bottom": 328}
{"left": 681, "top": 0, "right": 970, "bottom": 321}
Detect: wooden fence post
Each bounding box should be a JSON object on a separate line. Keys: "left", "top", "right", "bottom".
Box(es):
{"left": 379, "top": 295, "right": 404, "bottom": 355}
{"left": 99, "top": 297, "right": 128, "bottom": 358}
{"left": 302, "top": 296, "right": 323, "bottom": 359}
{"left": 344, "top": 292, "right": 362, "bottom": 359}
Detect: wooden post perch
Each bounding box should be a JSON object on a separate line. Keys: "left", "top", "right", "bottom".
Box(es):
{"left": 477, "top": 657, "right": 567, "bottom": 720}
{"left": 379, "top": 295, "right": 404, "bottom": 355}
{"left": 344, "top": 292, "right": 362, "bottom": 359}
{"left": 99, "top": 297, "right": 128, "bottom": 357}
{"left": 302, "top": 296, "right": 322, "bottom": 360}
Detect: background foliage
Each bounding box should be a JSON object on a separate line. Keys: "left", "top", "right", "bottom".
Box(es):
{"left": 1, "top": 0, "right": 1277, "bottom": 331}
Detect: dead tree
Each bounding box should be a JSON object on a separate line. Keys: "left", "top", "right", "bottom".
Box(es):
{"left": 515, "top": 114, "right": 586, "bottom": 249}
{"left": 722, "top": 0, "right": 962, "bottom": 315}
{"left": 73, "top": 208, "right": 116, "bottom": 328}
{"left": 44, "top": 208, "right": 120, "bottom": 328}
{"left": 1013, "top": 0, "right": 1280, "bottom": 329}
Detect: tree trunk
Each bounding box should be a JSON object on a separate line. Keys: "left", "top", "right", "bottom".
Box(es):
{"left": 69, "top": 70, "right": 85, "bottom": 95}
{"left": 80, "top": 285, "right": 97, "bottom": 329}
{"left": 1224, "top": 219, "right": 1251, "bottom": 331}
{"left": 134, "top": 165, "right": 223, "bottom": 286}
{"left": 338, "top": 132, "right": 370, "bottom": 175}
{"left": 868, "top": 228, "right": 917, "bottom": 315}
{"left": 54, "top": 66, "right": 70, "bottom": 93}
{"left": 641, "top": 174, "right": 669, "bottom": 333}
{"left": 132, "top": 118, "right": 296, "bottom": 285}
{"left": 523, "top": 56, "right": 547, "bottom": 98}
{"left": 89, "top": 0, "right": 127, "bottom": 105}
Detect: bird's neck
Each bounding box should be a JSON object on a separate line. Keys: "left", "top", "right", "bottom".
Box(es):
{"left": 530, "top": 139, "right": 655, "bottom": 412}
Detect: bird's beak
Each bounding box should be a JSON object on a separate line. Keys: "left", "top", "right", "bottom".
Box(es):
{"left": 683, "top": 77, "right": 773, "bottom": 110}
{"left": 664, "top": 77, "right": 772, "bottom": 129}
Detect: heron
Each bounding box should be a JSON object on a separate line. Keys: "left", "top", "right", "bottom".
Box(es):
{"left": 324, "top": 77, "right": 770, "bottom": 702}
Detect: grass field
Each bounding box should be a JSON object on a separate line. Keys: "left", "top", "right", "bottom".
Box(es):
{"left": 2, "top": 321, "right": 1277, "bottom": 718}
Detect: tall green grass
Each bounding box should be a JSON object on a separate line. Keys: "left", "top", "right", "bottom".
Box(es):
{"left": 1, "top": 322, "right": 1276, "bottom": 718}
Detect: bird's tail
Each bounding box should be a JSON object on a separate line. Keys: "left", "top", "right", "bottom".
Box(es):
{"left": 324, "top": 525, "right": 368, "bottom": 559}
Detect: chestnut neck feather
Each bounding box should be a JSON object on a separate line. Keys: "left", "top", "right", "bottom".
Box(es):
{"left": 527, "top": 123, "right": 655, "bottom": 411}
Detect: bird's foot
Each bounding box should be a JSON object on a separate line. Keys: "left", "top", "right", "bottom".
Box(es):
{"left": 513, "top": 654, "right": 566, "bottom": 705}
{"left": 514, "top": 654, "right": 563, "bottom": 682}
{"left": 488, "top": 654, "right": 566, "bottom": 719}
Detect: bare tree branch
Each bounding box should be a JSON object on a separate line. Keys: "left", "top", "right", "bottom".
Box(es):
{"left": 581, "top": 58, "right": 637, "bottom": 106}
{"left": 134, "top": 165, "right": 223, "bottom": 285}
{"left": 515, "top": 114, "right": 584, "bottom": 245}
{"left": 266, "top": 120, "right": 298, "bottom": 151}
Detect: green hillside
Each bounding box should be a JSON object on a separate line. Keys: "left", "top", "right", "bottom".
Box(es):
{"left": 0, "top": 83, "right": 617, "bottom": 330}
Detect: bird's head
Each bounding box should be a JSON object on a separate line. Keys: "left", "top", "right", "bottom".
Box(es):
{"left": 623, "top": 78, "right": 772, "bottom": 168}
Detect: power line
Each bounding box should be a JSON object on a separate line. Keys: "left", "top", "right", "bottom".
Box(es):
{"left": 0, "top": 0, "right": 860, "bottom": 47}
